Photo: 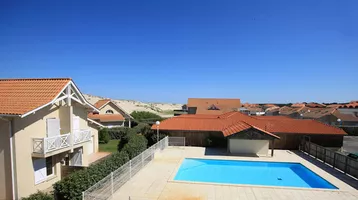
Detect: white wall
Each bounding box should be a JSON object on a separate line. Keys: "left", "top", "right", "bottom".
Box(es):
{"left": 229, "top": 139, "right": 269, "bottom": 156}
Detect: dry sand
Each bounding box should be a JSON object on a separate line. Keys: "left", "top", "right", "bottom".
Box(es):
{"left": 84, "top": 94, "right": 183, "bottom": 117}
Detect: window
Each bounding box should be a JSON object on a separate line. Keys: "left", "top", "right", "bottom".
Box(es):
{"left": 46, "top": 157, "right": 54, "bottom": 176}
{"left": 106, "top": 109, "right": 114, "bottom": 114}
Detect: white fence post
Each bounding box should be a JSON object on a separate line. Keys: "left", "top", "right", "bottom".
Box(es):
{"left": 82, "top": 192, "right": 84, "bottom": 200}
{"left": 111, "top": 172, "right": 114, "bottom": 196}
{"left": 129, "top": 160, "right": 132, "bottom": 179}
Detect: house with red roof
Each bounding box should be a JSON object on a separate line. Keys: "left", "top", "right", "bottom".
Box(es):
{"left": 88, "top": 99, "right": 133, "bottom": 128}
{"left": 152, "top": 111, "right": 346, "bottom": 156}
{"left": 187, "top": 98, "right": 241, "bottom": 115}
{"left": 0, "top": 78, "right": 101, "bottom": 199}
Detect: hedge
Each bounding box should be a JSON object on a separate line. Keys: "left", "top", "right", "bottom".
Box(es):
{"left": 54, "top": 132, "right": 149, "bottom": 200}
{"left": 107, "top": 127, "right": 129, "bottom": 139}
{"left": 132, "top": 123, "right": 152, "bottom": 135}
{"left": 98, "top": 128, "right": 110, "bottom": 144}
{"left": 22, "top": 191, "right": 54, "bottom": 200}
{"left": 121, "top": 134, "right": 148, "bottom": 159}
{"left": 53, "top": 151, "right": 129, "bottom": 200}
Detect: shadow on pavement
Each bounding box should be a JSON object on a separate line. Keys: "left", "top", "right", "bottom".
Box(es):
{"left": 293, "top": 150, "right": 358, "bottom": 190}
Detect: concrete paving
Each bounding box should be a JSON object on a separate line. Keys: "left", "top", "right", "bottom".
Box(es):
{"left": 113, "top": 147, "right": 358, "bottom": 200}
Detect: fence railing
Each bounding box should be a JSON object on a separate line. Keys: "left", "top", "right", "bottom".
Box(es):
{"left": 168, "top": 137, "right": 185, "bottom": 146}
{"left": 299, "top": 139, "right": 358, "bottom": 179}
{"left": 82, "top": 136, "right": 170, "bottom": 200}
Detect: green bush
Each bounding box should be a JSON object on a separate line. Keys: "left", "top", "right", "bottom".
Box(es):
{"left": 22, "top": 191, "right": 54, "bottom": 200}
{"left": 117, "top": 129, "right": 136, "bottom": 151}
{"left": 107, "top": 127, "right": 129, "bottom": 139}
{"left": 132, "top": 123, "right": 152, "bottom": 135}
{"left": 146, "top": 132, "right": 167, "bottom": 147}
{"left": 131, "top": 111, "right": 162, "bottom": 122}
{"left": 121, "top": 134, "right": 148, "bottom": 159}
{"left": 53, "top": 151, "right": 129, "bottom": 200}
{"left": 98, "top": 128, "right": 110, "bottom": 144}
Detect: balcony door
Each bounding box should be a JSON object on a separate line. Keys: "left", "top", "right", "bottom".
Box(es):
{"left": 46, "top": 118, "right": 60, "bottom": 137}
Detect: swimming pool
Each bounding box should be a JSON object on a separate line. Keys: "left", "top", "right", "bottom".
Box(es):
{"left": 174, "top": 158, "right": 337, "bottom": 189}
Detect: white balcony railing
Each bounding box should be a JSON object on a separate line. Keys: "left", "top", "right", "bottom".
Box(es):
{"left": 32, "top": 129, "right": 91, "bottom": 154}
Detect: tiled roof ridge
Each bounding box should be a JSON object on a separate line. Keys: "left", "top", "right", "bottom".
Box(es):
{"left": 0, "top": 78, "right": 71, "bottom": 81}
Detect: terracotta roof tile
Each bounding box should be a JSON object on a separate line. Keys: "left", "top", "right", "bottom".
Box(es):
{"left": 332, "top": 110, "right": 358, "bottom": 122}
{"left": 0, "top": 78, "right": 71, "bottom": 115}
{"left": 187, "top": 98, "right": 241, "bottom": 114}
{"left": 88, "top": 113, "right": 125, "bottom": 122}
{"left": 94, "top": 99, "right": 111, "bottom": 109}
{"left": 339, "top": 102, "right": 358, "bottom": 108}
{"left": 153, "top": 111, "right": 346, "bottom": 137}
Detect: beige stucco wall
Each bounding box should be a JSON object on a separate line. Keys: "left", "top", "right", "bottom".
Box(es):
{"left": 73, "top": 102, "right": 88, "bottom": 130}
{"left": 0, "top": 119, "right": 13, "bottom": 200}
{"left": 88, "top": 123, "right": 99, "bottom": 154}
{"left": 59, "top": 105, "right": 71, "bottom": 134}
{"left": 12, "top": 104, "right": 63, "bottom": 198}
{"left": 10, "top": 101, "right": 93, "bottom": 198}
{"left": 229, "top": 139, "right": 269, "bottom": 156}
{"left": 99, "top": 103, "right": 125, "bottom": 116}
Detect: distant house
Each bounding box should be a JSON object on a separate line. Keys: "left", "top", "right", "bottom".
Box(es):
{"left": 186, "top": 98, "right": 241, "bottom": 115}
{"left": 0, "top": 78, "right": 100, "bottom": 199}
{"left": 265, "top": 106, "right": 280, "bottom": 116}
{"left": 278, "top": 106, "right": 305, "bottom": 118}
{"left": 88, "top": 99, "right": 133, "bottom": 128}
{"left": 152, "top": 111, "right": 346, "bottom": 154}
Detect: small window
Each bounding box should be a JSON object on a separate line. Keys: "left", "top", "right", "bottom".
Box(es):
{"left": 106, "top": 110, "right": 114, "bottom": 114}
{"left": 46, "top": 157, "right": 54, "bottom": 176}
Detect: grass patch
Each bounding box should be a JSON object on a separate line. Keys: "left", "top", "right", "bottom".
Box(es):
{"left": 99, "top": 140, "right": 119, "bottom": 153}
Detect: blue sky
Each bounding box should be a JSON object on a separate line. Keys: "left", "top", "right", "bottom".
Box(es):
{"left": 1, "top": 0, "right": 357, "bottom": 103}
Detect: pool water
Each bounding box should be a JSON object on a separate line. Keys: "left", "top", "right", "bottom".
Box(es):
{"left": 174, "top": 158, "right": 337, "bottom": 189}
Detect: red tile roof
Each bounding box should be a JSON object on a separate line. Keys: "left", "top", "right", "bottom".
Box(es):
{"left": 153, "top": 111, "right": 346, "bottom": 138}
{"left": 0, "top": 78, "right": 71, "bottom": 115}
{"left": 94, "top": 99, "right": 111, "bottom": 109}
{"left": 187, "top": 98, "right": 241, "bottom": 114}
{"left": 332, "top": 110, "right": 358, "bottom": 122}
{"left": 88, "top": 113, "right": 125, "bottom": 122}
{"left": 339, "top": 102, "right": 358, "bottom": 108}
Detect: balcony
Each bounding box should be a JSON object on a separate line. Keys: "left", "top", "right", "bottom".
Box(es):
{"left": 32, "top": 129, "right": 91, "bottom": 157}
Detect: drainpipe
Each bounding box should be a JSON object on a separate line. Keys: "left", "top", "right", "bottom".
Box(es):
{"left": 0, "top": 117, "right": 17, "bottom": 199}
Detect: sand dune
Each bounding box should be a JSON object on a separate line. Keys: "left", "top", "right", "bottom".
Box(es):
{"left": 84, "top": 94, "right": 183, "bottom": 117}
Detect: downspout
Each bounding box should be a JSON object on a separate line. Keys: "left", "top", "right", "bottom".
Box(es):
{"left": 9, "top": 119, "right": 17, "bottom": 200}
{"left": 0, "top": 117, "right": 17, "bottom": 199}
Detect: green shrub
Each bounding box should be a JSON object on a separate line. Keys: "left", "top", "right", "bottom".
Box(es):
{"left": 53, "top": 151, "right": 129, "bottom": 200}
{"left": 117, "top": 129, "right": 137, "bottom": 151}
{"left": 146, "top": 132, "right": 167, "bottom": 147}
{"left": 132, "top": 123, "right": 152, "bottom": 135}
{"left": 121, "top": 134, "right": 148, "bottom": 159}
{"left": 108, "top": 127, "right": 129, "bottom": 139}
{"left": 22, "top": 191, "right": 54, "bottom": 200}
{"left": 98, "top": 128, "right": 110, "bottom": 144}
{"left": 131, "top": 111, "right": 162, "bottom": 122}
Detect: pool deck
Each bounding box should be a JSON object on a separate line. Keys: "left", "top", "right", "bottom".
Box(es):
{"left": 113, "top": 147, "right": 358, "bottom": 200}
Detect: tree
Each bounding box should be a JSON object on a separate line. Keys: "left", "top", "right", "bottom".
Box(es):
{"left": 130, "top": 111, "right": 163, "bottom": 122}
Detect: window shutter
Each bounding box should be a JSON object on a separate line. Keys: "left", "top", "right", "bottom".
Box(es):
{"left": 46, "top": 118, "right": 61, "bottom": 137}
{"left": 33, "top": 158, "right": 46, "bottom": 184}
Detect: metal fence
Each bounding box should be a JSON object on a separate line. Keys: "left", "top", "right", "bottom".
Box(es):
{"left": 82, "top": 136, "right": 169, "bottom": 200}
{"left": 300, "top": 139, "right": 358, "bottom": 179}
{"left": 168, "top": 137, "right": 185, "bottom": 146}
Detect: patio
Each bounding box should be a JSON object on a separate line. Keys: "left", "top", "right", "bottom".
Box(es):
{"left": 113, "top": 146, "right": 358, "bottom": 200}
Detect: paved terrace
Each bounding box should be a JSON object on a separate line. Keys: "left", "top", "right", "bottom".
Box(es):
{"left": 113, "top": 147, "right": 358, "bottom": 200}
